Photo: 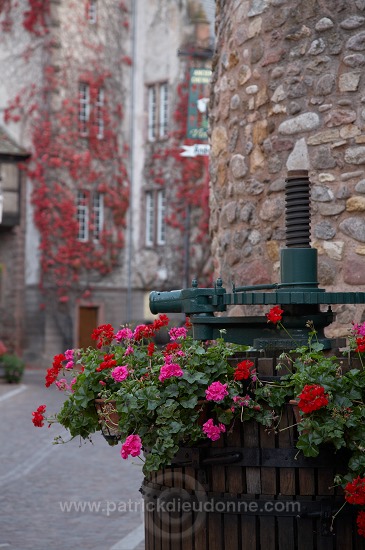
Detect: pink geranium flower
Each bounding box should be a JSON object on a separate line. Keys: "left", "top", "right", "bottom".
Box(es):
{"left": 353, "top": 322, "right": 365, "bottom": 337}
{"left": 115, "top": 328, "right": 134, "bottom": 341}
{"left": 64, "top": 349, "right": 74, "bottom": 369}
{"left": 205, "top": 381, "right": 228, "bottom": 402}
{"left": 121, "top": 434, "right": 142, "bottom": 459}
{"left": 111, "top": 365, "right": 129, "bottom": 382}
{"left": 55, "top": 378, "right": 70, "bottom": 391}
{"left": 202, "top": 419, "right": 226, "bottom": 441}
{"left": 159, "top": 362, "right": 184, "bottom": 382}
{"left": 168, "top": 326, "right": 188, "bottom": 341}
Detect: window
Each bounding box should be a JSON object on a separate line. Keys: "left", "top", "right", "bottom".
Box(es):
{"left": 78, "top": 82, "right": 105, "bottom": 138}
{"left": 0, "top": 163, "right": 21, "bottom": 226}
{"left": 95, "top": 88, "right": 104, "bottom": 139}
{"left": 147, "top": 87, "right": 156, "bottom": 142}
{"left": 77, "top": 191, "right": 89, "bottom": 242}
{"left": 159, "top": 83, "right": 168, "bottom": 139}
{"left": 145, "top": 192, "right": 154, "bottom": 246}
{"left": 92, "top": 192, "right": 104, "bottom": 242}
{"left": 79, "top": 83, "right": 90, "bottom": 135}
{"left": 76, "top": 190, "right": 104, "bottom": 242}
{"left": 87, "top": 0, "right": 97, "bottom": 24}
{"left": 147, "top": 82, "right": 168, "bottom": 142}
{"left": 157, "top": 190, "right": 166, "bottom": 245}
{"left": 145, "top": 189, "right": 166, "bottom": 246}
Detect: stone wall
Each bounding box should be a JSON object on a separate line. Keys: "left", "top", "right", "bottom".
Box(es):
{"left": 209, "top": 0, "right": 365, "bottom": 336}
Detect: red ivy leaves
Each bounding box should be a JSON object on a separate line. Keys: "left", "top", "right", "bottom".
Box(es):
{"left": 23, "top": 0, "right": 50, "bottom": 36}
{"left": 151, "top": 68, "right": 211, "bottom": 284}
{"left": 8, "top": 64, "right": 130, "bottom": 300}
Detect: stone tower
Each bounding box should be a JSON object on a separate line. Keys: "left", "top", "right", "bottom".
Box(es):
{"left": 209, "top": 0, "right": 365, "bottom": 337}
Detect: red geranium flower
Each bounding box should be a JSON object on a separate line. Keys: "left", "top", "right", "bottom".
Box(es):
{"left": 234, "top": 360, "right": 254, "bottom": 381}
{"left": 96, "top": 353, "right": 117, "bottom": 372}
{"left": 357, "top": 511, "right": 365, "bottom": 538}
{"left": 45, "top": 353, "right": 66, "bottom": 387}
{"left": 133, "top": 324, "right": 155, "bottom": 341}
{"left": 152, "top": 314, "right": 169, "bottom": 330}
{"left": 297, "top": 384, "right": 329, "bottom": 414}
{"left": 91, "top": 324, "right": 115, "bottom": 349}
{"left": 32, "top": 405, "right": 46, "bottom": 427}
{"left": 163, "top": 342, "right": 181, "bottom": 356}
{"left": 266, "top": 306, "right": 284, "bottom": 324}
{"left": 185, "top": 317, "right": 192, "bottom": 329}
{"left": 355, "top": 336, "right": 365, "bottom": 353}
{"left": 345, "top": 477, "right": 365, "bottom": 506}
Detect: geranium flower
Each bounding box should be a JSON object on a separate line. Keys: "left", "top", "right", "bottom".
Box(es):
{"left": 345, "top": 477, "right": 365, "bottom": 506}
{"left": 297, "top": 384, "right": 329, "bottom": 413}
{"left": 205, "top": 381, "right": 228, "bottom": 402}
{"left": 266, "top": 305, "right": 284, "bottom": 324}
{"left": 91, "top": 324, "right": 115, "bottom": 348}
{"left": 202, "top": 419, "right": 226, "bottom": 441}
{"left": 357, "top": 511, "right": 365, "bottom": 537}
{"left": 168, "top": 326, "right": 187, "bottom": 340}
{"left": 133, "top": 324, "right": 155, "bottom": 341}
{"left": 353, "top": 321, "right": 365, "bottom": 337}
{"left": 55, "top": 378, "right": 70, "bottom": 391}
{"left": 64, "top": 349, "right": 74, "bottom": 369}
{"left": 32, "top": 405, "right": 46, "bottom": 427}
{"left": 233, "top": 395, "right": 251, "bottom": 407}
{"left": 355, "top": 336, "right": 365, "bottom": 353}
{"left": 111, "top": 365, "right": 129, "bottom": 382}
{"left": 115, "top": 328, "right": 134, "bottom": 341}
{"left": 159, "top": 363, "right": 183, "bottom": 382}
{"left": 96, "top": 353, "right": 117, "bottom": 372}
{"left": 45, "top": 353, "right": 65, "bottom": 387}
{"left": 152, "top": 314, "right": 169, "bottom": 330}
{"left": 234, "top": 360, "right": 254, "bottom": 381}
{"left": 121, "top": 434, "right": 142, "bottom": 459}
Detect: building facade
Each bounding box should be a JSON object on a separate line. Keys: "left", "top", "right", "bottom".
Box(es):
{"left": 0, "top": 0, "right": 214, "bottom": 365}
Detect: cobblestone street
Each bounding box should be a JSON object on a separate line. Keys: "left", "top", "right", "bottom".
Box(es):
{"left": 0, "top": 369, "right": 145, "bottom": 550}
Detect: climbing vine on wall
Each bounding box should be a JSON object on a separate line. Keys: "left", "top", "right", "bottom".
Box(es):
{"left": 3, "top": 1, "right": 131, "bottom": 301}
{"left": 0, "top": 0, "right": 50, "bottom": 33}
{"left": 145, "top": 67, "right": 211, "bottom": 286}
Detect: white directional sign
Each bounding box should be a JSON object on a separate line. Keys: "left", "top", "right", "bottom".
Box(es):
{"left": 180, "top": 144, "right": 210, "bottom": 157}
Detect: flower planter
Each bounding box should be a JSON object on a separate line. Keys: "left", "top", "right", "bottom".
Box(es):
{"left": 94, "top": 399, "right": 121, "bottom": 443}
{"left": 32, "top": 313, "right": 365, "bottom": 549}
{"left": 141, "top": 355, "right": 365, "bottom": 550}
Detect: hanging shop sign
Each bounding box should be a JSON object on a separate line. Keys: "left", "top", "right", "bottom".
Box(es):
{"left": 187, "top": 67, "right": 211, "bottom": 140}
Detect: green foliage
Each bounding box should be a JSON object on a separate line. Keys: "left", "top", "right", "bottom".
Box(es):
{"left": 34, "top": 315, "right": 365, "bottom": 485}
{"left": 0, "top": 353, "right": 25, "bottom": 383}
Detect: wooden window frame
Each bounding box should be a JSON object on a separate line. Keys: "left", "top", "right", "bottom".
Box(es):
{"left": 147, "top": 82, "right": 169, "bottom": 142}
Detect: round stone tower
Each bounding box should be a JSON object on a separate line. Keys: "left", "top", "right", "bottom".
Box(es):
{"left": 209, "top": 0, "right": 365, "bottom": 337}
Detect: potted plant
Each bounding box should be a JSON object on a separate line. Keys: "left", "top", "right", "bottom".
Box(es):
{"left": 32, "top": 309, "right": 365, "bottom": 537}
{"left": 0, "top": 341, "right": 25, "bottom": 383}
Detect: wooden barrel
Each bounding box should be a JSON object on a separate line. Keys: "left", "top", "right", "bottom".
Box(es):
{"left": 141, "top": 355, "right": 365, "bottom": 549}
